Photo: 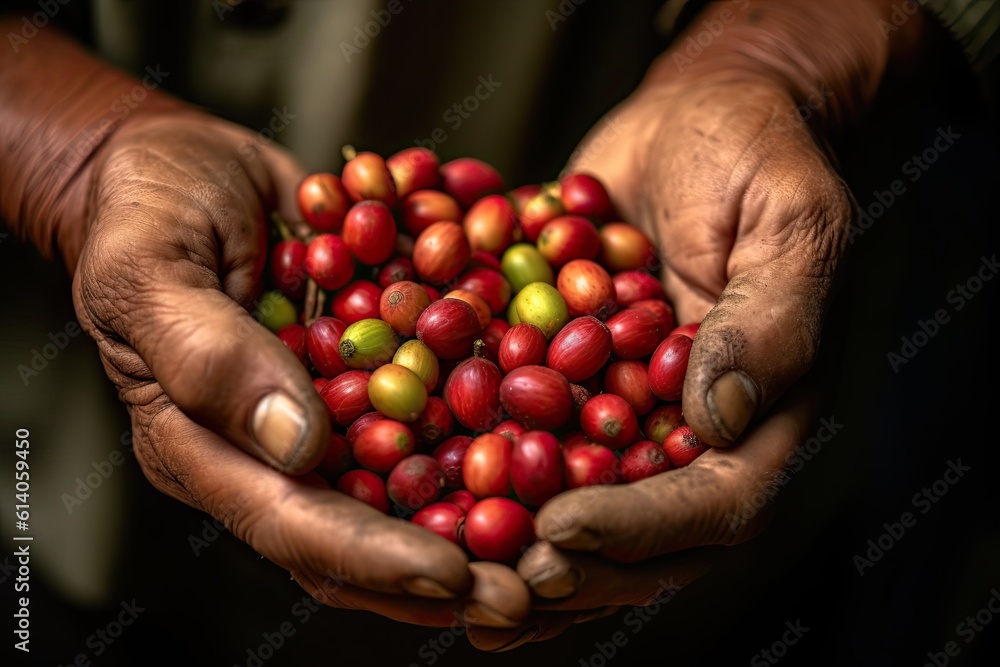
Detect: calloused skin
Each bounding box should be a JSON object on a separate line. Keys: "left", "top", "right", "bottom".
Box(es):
{"left": 30, "top": 0, "right": 919, "bottom": 652}
{"left": 472, "top": 0, "right": 931, "bottom": 650}
{"left": 72, "top": 110, "right": 536, "bottom": 628}
{"left": 467, "top": 70, "right": 850, "bottom": 650}
{"left": 70, "top": 68, "right": 849, "bottom": 653}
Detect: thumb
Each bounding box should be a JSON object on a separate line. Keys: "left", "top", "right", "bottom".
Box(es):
{"left": 76, "top": 211, "right": 327, "bottom": 475}
{"left": 155, "top": 285, "right": 330, "bottom": 473}
{"left": 681, "top": 189, "right": 849, "bottom": 447}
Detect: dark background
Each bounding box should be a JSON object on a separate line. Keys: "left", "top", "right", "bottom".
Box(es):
{"left": 2, "top": 1, "right": 999, "bottom": 665}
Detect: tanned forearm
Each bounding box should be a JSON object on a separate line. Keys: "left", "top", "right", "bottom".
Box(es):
{"left": 644, "top": 0, "right": 928, "bottom": 136}
{"left": 0, "top": 17, "right": 185, "bottom": 272}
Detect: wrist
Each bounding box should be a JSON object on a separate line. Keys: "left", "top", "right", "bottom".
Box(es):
{"left": 0, "top": 20, "right": 189, "bottom": 273}
{"left": 643, "top": 0, "right": 916, "bottom": 137}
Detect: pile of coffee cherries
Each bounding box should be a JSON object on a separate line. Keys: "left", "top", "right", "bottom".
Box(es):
{"left": 259, "top": 147, "right": 706, "bottom": 563}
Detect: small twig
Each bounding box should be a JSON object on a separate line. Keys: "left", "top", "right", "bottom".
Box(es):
{"left": 304, "top": 278, "right": 324, "bottom": 326}
{"left": 312, "top": 288, "right": 326, "bottom": 323}
{"left": 541, "top": 180, "right": 562, "bottom": 199}
{"left": 272, "top": 212, "right": 316, "bottom": 244}
{"left": 270, "top": 212, "right": 295, "bottom": 242}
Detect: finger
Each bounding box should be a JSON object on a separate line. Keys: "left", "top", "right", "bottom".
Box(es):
{"left": 465, "top": 611, "right": 574, "bottom": 652}
{"left": 533, "top": 372, "right": 822, "bottom": 562}
{"left": 129, "top": 401, "right": 473, "bottom": 598}
{"left": 215, "top": 139, "right": 309, "bottom": 302}
{"left": 195, "top": 116, "right": 308, "bottom": 232}
{"left": 458, "top": 562, "right": 531, "bottom": 628}
{"left": 466, "top": 607, "right": 623, "bottom": 651}
{"left": 292, "top": 572, "right": 465, "bottom": 627}
{"left": 680, "top": 151, "right": 850, "bottom": 447}
{"left": 77, "top": 210, "right": 327, "bottom": 473}
{"left": 298, "top": 563, "right": 533, "bottom": 630}
{"left": 660, "top": 266, "right": 715, "bottom": 326}
{"left": 563, "top": 104, "right": 660, "bottom": 247}
{"left": 517, "top": 540, "right": 709, "bottom": 609}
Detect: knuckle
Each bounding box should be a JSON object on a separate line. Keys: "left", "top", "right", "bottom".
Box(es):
{"left": 698, "top": 460, "right": 784, "bottom": 547}
{"left": 517, "top": 540, "right": 563, "bottom": 578}
{"left": 75, "top": 230, "right": 151, "bottom": 341}
{"left": 101, "top": 134, "right": 260, "bottom": 236}
{"left": 787, "top": 188, "right": 850, "bottom": 281}
{"left": 128, "top": 400, "right": 197, "bottom": 505}
{"left": 746, "top": 140, "right": 851, "bottom": 283}
{"left": 629, "top": 460, "right": 760, "bottom": 552}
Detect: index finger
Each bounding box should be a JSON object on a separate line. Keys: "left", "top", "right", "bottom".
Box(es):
{"left": 131, "top": 400, "right": 474, "bottom": 598}
{"left": 532, "top": 365, "right": 826, "bottom": 562}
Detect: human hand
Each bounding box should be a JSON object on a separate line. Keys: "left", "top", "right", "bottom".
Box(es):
{"left": 473, "top": 365, "right": 827, "bottom": 650}
{"left": 506, "top": 64, "right": 850, "bottom": 629}
{"left": 71, "top": 110, "right": 537, "bottom": 627}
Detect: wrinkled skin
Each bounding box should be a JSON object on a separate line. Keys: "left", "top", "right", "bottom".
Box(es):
{"left": 71, "top": 71, "right": 849, "bottom": 649}
{"left": 484, "top": 75, "right": 851, "bottom": 648}
{"left": 72, "top": 111, "right": 539, "bottom": 629}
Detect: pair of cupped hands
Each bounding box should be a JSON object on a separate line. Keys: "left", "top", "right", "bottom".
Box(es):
{"left": 69, "top": 64, "right": 849, "bottom": 651}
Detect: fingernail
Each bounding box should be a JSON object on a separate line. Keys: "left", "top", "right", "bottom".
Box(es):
{"left": 460, "top": 602, "right": 520, "bottom": 628}
{"left": 491, "top": 626, "right": 540, "bottom": 652}
{"left": 251, "top": 391, "right": 307, "bottom": 468}
{"left": 401, "top": 577, "right": 457, "bottom": 599}
{"left": 530, "top": 567, "right": 583, "bottom": 599}
{"left": 707, "top": 370, "right": 759, "bottom": 442}
{"left": 543, "top": 527, "right": 601, "bottom": 551}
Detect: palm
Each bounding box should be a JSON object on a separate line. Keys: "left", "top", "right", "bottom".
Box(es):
{"left": 571, "top": 79, "right": 847, "bottom": 327}
{"left": 72, "top": 112, "right": 538, "bottom": 631}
